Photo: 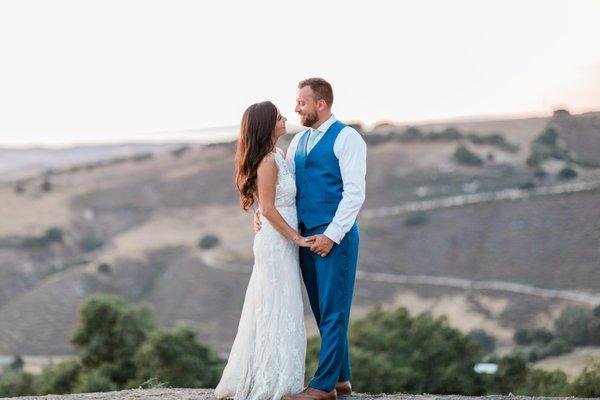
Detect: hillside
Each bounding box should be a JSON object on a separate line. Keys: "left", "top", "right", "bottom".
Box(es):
{"left": 0, "top": 111, "right": 599, "bottom": 360}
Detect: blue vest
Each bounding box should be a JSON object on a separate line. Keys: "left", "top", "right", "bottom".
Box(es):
{"left": 295, "top": 120, "right": 346, "bottom": 230}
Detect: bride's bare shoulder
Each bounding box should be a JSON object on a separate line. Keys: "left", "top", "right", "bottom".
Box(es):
{"left": 257, "top": 152, "right": 277, "bottom": 172}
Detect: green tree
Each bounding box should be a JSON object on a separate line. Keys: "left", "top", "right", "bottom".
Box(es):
{"left": 554, "top": 307, "right": 590, "bottom": 346}
{"left": 571, "top": 362, "right": 600, "bottom": 397}
{"left": 530, "top": 328, "right": 554, "bottom": 345}
{"left": 517, "top": 369, "right": 569, "bottom": 396}
{"left": 69, "top": 295, "right": 157, "bottom": 388}
{"left": 133, "top": 324, "right": 224, "bottom": 388}
{"left": 306, "top": 305, "right": 484, "bottom": 395}
{"left": 8, "top": 355, "right": 24, "bottom": 371}
{"left": 0, "top": 370, "right": 36, "bottom": 397}
{"left": 493, "top": 353, "right": 527, "bottom": 394}
{"left": 36, "top": 359, "right": 82, "bottom": 395}
{"left": 513, "top": 328, "right": 532, "bottom": 345}
{"left": 73, "top": 368, "right": 118, "bottom": 393}
{"left": 536, "top": 128, "right": 558, "bottom": 146}
{"left": 467, "top": 329, "right": 496, "bottom": 353}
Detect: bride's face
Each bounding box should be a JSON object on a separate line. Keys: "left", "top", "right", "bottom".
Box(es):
{"left": 272, "top": 110, "right": 287, "bottom": 140}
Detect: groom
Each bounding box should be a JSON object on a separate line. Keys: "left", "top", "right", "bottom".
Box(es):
{"left": 256, "top": 77, "right": 366, "bottom": 400}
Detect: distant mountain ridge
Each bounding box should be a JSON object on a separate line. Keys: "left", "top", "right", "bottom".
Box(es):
{"left": 0, "top": 143, "right": 186, "bottom": 182}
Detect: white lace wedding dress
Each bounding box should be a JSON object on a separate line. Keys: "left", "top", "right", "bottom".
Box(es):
{"left": 214, "top": 150, "right": 306, "bottom": 400}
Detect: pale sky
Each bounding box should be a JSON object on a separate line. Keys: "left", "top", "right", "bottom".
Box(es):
{"left": 1, "top": 0, "right": 599, "bottom": 147}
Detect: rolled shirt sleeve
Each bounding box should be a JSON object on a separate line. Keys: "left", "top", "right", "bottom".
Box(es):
{"left": 323, "top": 127, "right": 367, "bottom": 244}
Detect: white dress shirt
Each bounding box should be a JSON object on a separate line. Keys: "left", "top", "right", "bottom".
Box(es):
{"left": 285, "top": 114, "right": 367, "bottom": 244}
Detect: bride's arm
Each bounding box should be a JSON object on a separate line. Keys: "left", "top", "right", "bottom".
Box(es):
{"left": 256, "top": 154, "right": 311, "bottom": 247}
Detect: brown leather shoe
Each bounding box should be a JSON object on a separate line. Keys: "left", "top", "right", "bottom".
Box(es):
{"left": 283, "top": 387, "right": 337, "bottom": 400}
{"left": 335, "top": 381, "right": 352, "bottom": 396}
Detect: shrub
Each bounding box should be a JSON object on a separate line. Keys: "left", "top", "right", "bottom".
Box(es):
{"left": 590, "top": 319, "right": 600, "bottom": 346}
{"left": 554, "top": 307, "right": 590, "bottom": 346}
{"left": 36, "top": 360, "right": 82, "bottom": 395}
{"left": 533, "top": 169, "right": 547, "bottom": 179}
{"left": 544, "top": 338, "right": 572, "bottom": 357}
{"left": 514, "top": 328, "right": 532, "bottom": 345}
{"left": 454, "top": 145, "right": 483, "bottom": 166}
{"left": 133, "top": 325, "right": 224, "bottom": 388}
{"left": 9, "top": 355, "right": 24, "bottom": 371}
{"left": 44, "top": 228, "right": 64, "bottom": 243}
{"left": 535, "top": 128, "right": 558, "bottom": 146}
{"left": 0, "top": 370, "right": 36, "bottom": 397}
{"left": 198, "top": 234, "right": 220, "bottom": 250}
{"left": 467, "top": 132, "right": 519, "bottom": 153}
{"left": 14, "top": 181, "right": 25, "bottom": 193}
{"left": 132, "top": 153, "right": 154, "bottom": 162}
{"left": 79, "top": 236, "right": 104, "bottom": 252}
{"left": 530, "top": 328, "right": 554, "bottom": 345}
{"left": 171, "top": 145, "right": 191, "bottom": 158}
{"left": 73, "top": 368, "right": 117, "bottom": 393}
{"left": 518, "top": 368, "right": 569, "bottom": 396}
{"left": 467, "top": 329, "right": 496, "bottom": 353}
{"left": 307, "top": 305, "right": 485, "bottom": 395}
{"left": 21, "top": 228, "right": 64, "bottom": 247}
{"left": 41, "top": 178, "right": 52, "bottom": 192}
{"left": 494, "top": 353, "right": 527, "bottom": 394}
{"left": 558, "top": 167, "right": 577, "bottom": 180}
{"left": 518, "top": 181, "right": 535, "bottom": 190}
{"left": 402, "top": 127, "right": 424, "bottom": 141}
{"left": 97, "top": 263, "right": 111, "bottom": 274}
{"left": 428, "top": 127, "right": 462, "bottom": 141}
{"left": 570, "top": 362, "right": 600, "bottom": 397}
{"left": 403, "top": 211, "right": 429, "bottom": 227}
{"left": 70, "top": 295, "right": 157, "bottom": 388}
{"left": 527, "top": 346, "right": 545, "bottom": 362}
{"left": 527, "top": 127, "right": 574, "bottom": 167}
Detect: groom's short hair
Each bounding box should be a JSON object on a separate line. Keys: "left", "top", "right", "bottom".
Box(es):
{"left": 298, "top": 78, "right": 333, "bottom": 107}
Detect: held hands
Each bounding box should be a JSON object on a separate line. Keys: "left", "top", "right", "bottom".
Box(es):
{"left": 307, "top": 234, "right": 335, "bottom": 257}
{"left": 253, "top": 209, "right": 333, "bottom": 256}
{"left": 294, "top": 236, "right": 316, "bottom": 248}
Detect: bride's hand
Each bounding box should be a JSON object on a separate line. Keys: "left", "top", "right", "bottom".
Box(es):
{"left": 295, "top": 236, "right": 316, "bottom": 247}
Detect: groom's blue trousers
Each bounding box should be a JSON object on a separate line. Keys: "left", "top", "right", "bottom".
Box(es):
{"left": 299, "top": 221, "right": 359, "bottom": 392}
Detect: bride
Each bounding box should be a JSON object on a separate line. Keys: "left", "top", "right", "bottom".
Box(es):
{"left": 214, "top": 101, "right": 314, "bottom": 400}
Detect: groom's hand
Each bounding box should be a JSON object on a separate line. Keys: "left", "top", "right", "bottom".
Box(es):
{"left": 308, "top": 234, "right": 334, "bottom": 257}
{"left": 253, "top": 209, "right": 262, "bottom": 233}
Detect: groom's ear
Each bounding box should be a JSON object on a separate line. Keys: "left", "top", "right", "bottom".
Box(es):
{"left": 316, "top": 98, "right": 329, "bottom": 111}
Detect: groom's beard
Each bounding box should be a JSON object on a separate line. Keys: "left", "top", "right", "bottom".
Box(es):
{"left": 300, "top": 111, "right": 319, "bottom": 128}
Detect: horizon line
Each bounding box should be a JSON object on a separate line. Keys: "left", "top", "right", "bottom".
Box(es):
{"left": 1, "top": 107, "right": 598, "bottom": 150}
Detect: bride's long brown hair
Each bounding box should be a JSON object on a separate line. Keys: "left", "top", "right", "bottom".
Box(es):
{"left": 235, "top": 101, "right": 278, "bottom": 211}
